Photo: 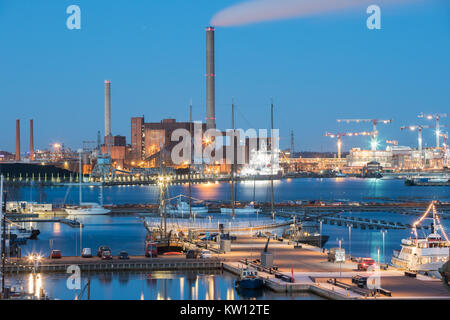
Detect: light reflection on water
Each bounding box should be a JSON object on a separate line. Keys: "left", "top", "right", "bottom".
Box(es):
{"left": 14, "top": 178, "right": 450, "bottom": 206}
{"left": 8, "top": 179, "right": 450, "bottom": 299}
{"left": 6, "top": 272, "right": 320, "bottom": 300}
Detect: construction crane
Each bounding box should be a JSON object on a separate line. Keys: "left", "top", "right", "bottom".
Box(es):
{"left": 386, "top": 140, "right": 398, "bottom": 146}
{"left": 337, "top": 119, "right": 392, "bottom": 151}
{"left": 440, "top": 131, "right": 448, "bottom": 152}
{"left": 402, "top": 124, "right": 450, "bottom": 152}
{"left": 324, "top": 131, "right": 371, "bottom": 159}
{"left": 418, "top": 113, "right": 450, "bottom": 148}
{"left": 400, "top": 125, "right": 433, "bottom": 152}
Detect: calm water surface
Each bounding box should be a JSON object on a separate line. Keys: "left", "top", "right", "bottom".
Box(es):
{"left": 7, "top": 178, "right": 450, "bottom": 300}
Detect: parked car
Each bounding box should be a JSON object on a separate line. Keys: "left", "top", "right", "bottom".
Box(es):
{"left": 352, "top": 275, "right": 368, "bottom": 288}
{"left": 200, "top": 250, "right": 212, "bottom": 259}
{"left": 186, "top": 249, "right": 200, "bottom": 259}
{"left": 357, "top": 258, "right": 376, "bottom": 271}
{"left": 118, "top": 251, "right": 129, "bottom": 260}
{"left": 97, "top": 245, "right": 111, "bottom": 257}
{"left": 50, "top": 250, "right": 62, "bottom": 259}
{"left": 81, "top": 248, "right": 92, "bottom": 258}
{"left": 101, "top": 250, "right": 113, "bottom": 260}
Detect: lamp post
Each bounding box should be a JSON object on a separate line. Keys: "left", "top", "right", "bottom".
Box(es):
{"left": 80, "top": 223, "right": 83, "bottom": 257}
{"left": 348, "top": 224, "right": 352, "bottom": 259}
{"left": 339, "top": 239, "right": 342, "bottom": 280}
{"left": 381, "top": 230, "right": 387, "bottom": 265}
{"left": 319, "top": 219, "right": 323, "bottom": 249}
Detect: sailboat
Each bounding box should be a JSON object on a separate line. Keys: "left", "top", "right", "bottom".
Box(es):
{"left": 144, "top": 143, "right": 184, "bottom": 256}
{"left": 65, "top": 152, "right": 110, "bottom": 215}
{"left": 220, "top": 99, "right": 261, "bottom": 216}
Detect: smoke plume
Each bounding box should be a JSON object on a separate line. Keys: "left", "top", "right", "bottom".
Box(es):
{"left": 211, "top": 0, "right": 418, "bottom": 27}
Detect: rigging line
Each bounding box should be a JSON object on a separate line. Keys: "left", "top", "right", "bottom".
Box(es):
{"left": 166, "top": 194, "right": 205, "bottom": 203}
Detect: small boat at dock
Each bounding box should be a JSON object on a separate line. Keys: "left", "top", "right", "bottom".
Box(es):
{"left": 235, "top": 267, "right": 264, "bottom": 290}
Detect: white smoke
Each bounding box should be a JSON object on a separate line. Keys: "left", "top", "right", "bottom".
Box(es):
{"left": 211, "top": 0, "right": 420, "bottom": 27}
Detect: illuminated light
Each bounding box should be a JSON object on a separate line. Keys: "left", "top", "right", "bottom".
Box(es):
{"left": 371, "top": 140, "right": 379, "bottom": 150}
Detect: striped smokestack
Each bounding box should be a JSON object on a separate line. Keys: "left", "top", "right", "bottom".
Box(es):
{"left": 206, "top": 26, "right": 216, "bottom": 130}
{"left": 105, "top": 80, "right": 111, "bottom": 141}
{"left": 30, "top": 119, "right": 34, "bottom": 161}
{"left": 15, "top": 119, "right": 20, "bottom": 161}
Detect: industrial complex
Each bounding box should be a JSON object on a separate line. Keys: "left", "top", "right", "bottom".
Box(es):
{"left": 0, "top": 27, "right": 449, "bottom": 183}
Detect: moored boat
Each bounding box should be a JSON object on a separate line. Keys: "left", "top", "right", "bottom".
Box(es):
{"left": 391, "top": 201, "right": 450, "bottom": 273}
{"left": 65, "top": 202, "right": 111, "bottom": 215}
{"left": 235, "top": 267, "right": 264, "bottom": 290}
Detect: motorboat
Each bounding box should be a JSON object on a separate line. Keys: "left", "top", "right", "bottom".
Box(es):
{"left": 234, "top": 267, "right": 264, "bottom": 290}
{"left": 391, "top": 201, "right": 450, "bottom": 272}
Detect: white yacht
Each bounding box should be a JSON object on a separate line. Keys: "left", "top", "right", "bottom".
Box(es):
{"left": 221, "top": 203, "right": 261, "bottom": 214}
{"left": 391, "top": 201, "right": 450, "bottom": 272}
{"left": 64, "top": 166, "right": 110, "bottom": 215}
{"left": 65, "top": 202, "right": 111, "bottom": 215}
{"left": 166, "top": 198, "right": 209, "bottom": 215}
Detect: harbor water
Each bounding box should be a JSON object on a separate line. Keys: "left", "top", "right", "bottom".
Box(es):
{"left": 6, "top": 178, "right": 450, "bottom": 300}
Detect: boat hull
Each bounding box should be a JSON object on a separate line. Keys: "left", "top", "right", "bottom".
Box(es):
{"left": 235, "top": 278, "right": 264, "bottom": 290}
{"left": 221, "top": 208, "right": 261, "bottom": 214}
{"left": 295, "top": 235, "right": 329, "bottom": 248}
{"left": 65, "top": 208, "right": 111, "bottom": 215}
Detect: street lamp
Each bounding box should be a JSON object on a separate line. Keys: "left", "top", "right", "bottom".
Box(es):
{"left": 381, "top": 230, "right": 387, "bottom": 265}
{"left": 319, "top": 219, "right": 323, "bottom": 249}
{"left": 348, "top": 224, "right": 352, "bottom": 258}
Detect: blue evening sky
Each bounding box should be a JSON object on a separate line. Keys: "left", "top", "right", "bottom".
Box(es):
{"left": 0, "top": 0, "right": 449, "bottom": 153}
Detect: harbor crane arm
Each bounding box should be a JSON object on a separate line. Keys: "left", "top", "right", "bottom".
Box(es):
{"left": 263, "top": 237, "right": 270, "bottom": 253}
{"left": 324, "top": 131, "right": 371, "bottom": 159}
{"left": 336, "top": 119, "right": 392, "bottom": 151}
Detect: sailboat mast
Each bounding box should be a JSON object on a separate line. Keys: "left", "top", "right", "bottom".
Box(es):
{"left": 1, "top": 174, "right": 5, "bottom": 296}
{"left": 270, "top": 99, "right": 275, "bottom": 221}
{"left": 79, "top": 151, "right": 82, "bottom": 205}
{"left": 231, "top": 98, "right": 235, "bottom": 218}
{"left": 189, "top": 101, "right": 192, "bottom": 220}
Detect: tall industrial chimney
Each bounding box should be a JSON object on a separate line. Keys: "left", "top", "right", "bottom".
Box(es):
{"left": 206, "top": 26, "right": 216, "bottom": 130}
{"left": 105, "top": 80, "right": 111, "bottom": 143}
{"left": 15, "top": 119, "right": 20, "bottom": 161}
{"left": 30, "top": 119, "right": 34, "bottom": 161}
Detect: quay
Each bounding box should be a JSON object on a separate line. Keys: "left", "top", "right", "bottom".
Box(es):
{"left": 3, "top": 236, "right": 449, "bottom": 300}
{"left": 8, "top": 217, "right": 82, "bottom": 228}
{"left": 4, "top": 256, "right": 221, "bottom": 273}
{"left": 219, "top": 236, "right": 450, "bottom": 300}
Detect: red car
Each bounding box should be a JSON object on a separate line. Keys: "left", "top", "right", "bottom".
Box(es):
{"left": 101, "top": 250, "right": 113, "bottom": 260}
{"left": 357, "top": 258, "right": 376, "bottom": 271}
{"left": 50, "top": 250, "right": 62, "bottom": 259}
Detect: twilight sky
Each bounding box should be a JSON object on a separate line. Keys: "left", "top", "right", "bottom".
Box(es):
{"left": 0, "top": 0, "right": 449, "bottom": 153}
